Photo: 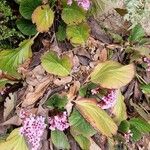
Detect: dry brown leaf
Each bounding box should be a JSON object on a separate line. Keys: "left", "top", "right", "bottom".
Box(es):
{"left": 22, "top": 75, "right": 52, "bottom": 107}
{"left": 54, "top": 76, "right": 72, "bottom": 86}
{"left": 1, "top": 115, "right": 22, "bottom": 126}
{"left": 4, "top": 93, "right": 15, "bottom": 121}
{"left": 67, "top": 81, "right": 80, "bottom": 101}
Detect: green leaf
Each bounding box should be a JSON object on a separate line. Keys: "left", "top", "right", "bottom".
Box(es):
{"left": 62, "top": 2, "right": 86, "bottom": 25}
{"left": 41, "top": 51, "right": 72, "bottom": 77}
{"left": 19, "top": 0, "right": 42, "bottom": 20}
{"left": 69, "top": 109, "right": 96, "bottom": 137}
{"left": 90, "top": 61, "right": 135, "bottom": 89}
{"left": 75, "top": 99, "right": 118, "bottom": 137}
{"left": 112, "top": 90, "right": 127, "bottom": 125}
{"left": 66, "top": 23, "right": 90, "bottom": 45}
{"left": 56, "top": 25, "right": 66, "bottom": 41}
{"left": 32, "top": 4, "right": 54, "bottom": 33}
{"left": 129, "top": 24, "right": 145, "bottom": 43}
{"left": 45, "top": 94, "right": 68, "bottom": 109}
{"left": 0, "top": 39, "right": 33, "bottom": 78}
{"left": 140, "top": 84, "right": 150, "bottom": 94}
{"left": 130, "top": 125, "right": 142, "bottom": 142}
{"left": 129, "top": 118, "right": 150, "bottom": 133}
{"left": 118, "top": 120, "right": 130, "bottom": 133}
{"left": 0, "top": 128, "right": 29, "bottom": 150}
{"left": 79, "top": 82, "right": 97, "bottom": 97}
{"left": 51, "top": 130, "right": 70, "bottom": 149}
{"left": 74, "top": 135, "right": 90, "bottom": 150}
{"left": 16, "top": 18, "right": 37, "bottom": 35}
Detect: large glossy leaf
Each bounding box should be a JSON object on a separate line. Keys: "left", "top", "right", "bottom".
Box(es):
{"left": 75, "top": 99, "right": 118, "bottom": 137}
{"left": 66, "top": 23, "right": 90, "bottom": 45}
{"left": 69, "top": 109, "right": 96, "bottom": 137}
{"left": 16, "top": 18, "right": 37, "bottom": 35}
{"left": 19, "top": 0, "right": 42, "bottom": 20}
{"left": 41, "top": 51, "right": 72, "bottom": 76}
{"left": 0, "top": 39, "right": 33, "bottom": 78}
{"left": 51, "top": 130, "right": 70, "bottom": 149}
{"left": 0, "top": 128, "right": 29, "bottom": 150}
{"left": 32, "top": 4, "right": 54, "bottom": 33}
{"left": 112, "top": 90, "right": 127, "bottom": 125}
{"left": 90, "top": 61, "right": 135, "bottom": 89}
{"left": 62, "top": 2, "right": 86, "bottom": 25}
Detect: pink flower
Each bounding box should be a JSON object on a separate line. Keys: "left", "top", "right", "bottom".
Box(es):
{"left": 20, "top": 115, "right": 46, "bottom": 150}
{"left": 48, "top": 111, "right": 69, "bottom": 131}
{"left": 67, "top": 0, "right": 90, "bottom": 10}
{"left": 143, "top": 57, "right": 150, "bottom": 72}
{"left": 98, "top": 90, "right": 117, "bottom": 109}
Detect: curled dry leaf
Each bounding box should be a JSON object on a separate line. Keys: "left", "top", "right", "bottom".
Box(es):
{"left": 4, "top": 93, "right": 15, "bottom": 121}
{"left": 22, "top": 75, "right": 52, "bottom": 107}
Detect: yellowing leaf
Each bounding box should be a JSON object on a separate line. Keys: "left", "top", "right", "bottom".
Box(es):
{"left": 62, "top": 2, "right": 86, "bottom": 25}
{"left": 75, "top": 99, "right": 117, "bottom": 137}
{"left": 90, "top": 61, "right": 135, "bottom": 89}
{"left": 32, "top": 4, "right": 54, "bottom": 33}
{"left": 4, "top": 93, "right": 15, "bottom": 121}
{"left": 66, "top": 23, "right": 90, "bottom": 45}
{"left": 0, "top": 128, "right": 29, "bottom": 150}
{"left": 112, "top": 90, "right": 127, "bottom": 125}
{"left": 41, "top": 51, "right": 72, "bottom": 76}
{"left": 0, "top": 39, "right": 33, "bottom": 78}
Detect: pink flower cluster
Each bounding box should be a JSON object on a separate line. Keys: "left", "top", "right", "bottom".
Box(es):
{"left": 48, "top": 111, "right": 69, "bottom": 131}
{"left": 67, "top": 0, "right": 90, "bottom": 10}
{"left": 143, "top": 57, "right": 150, "bottom": 72}
{"left": 98, "top": 90, "right": 117, "bottom": 109}
{"left": 20, "top": 114, "right": 46, "bottom": 150}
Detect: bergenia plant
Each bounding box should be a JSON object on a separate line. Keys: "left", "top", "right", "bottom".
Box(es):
{"left": 0, "top": 0, "right": 150, "bottom": 150}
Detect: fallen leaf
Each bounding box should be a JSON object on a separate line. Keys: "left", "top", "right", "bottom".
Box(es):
{"left": 4, "top": 93, "right": 15, "bottom": 121}
{"left": 22, "top": 76, "right": 51, "bottom": 107}
{"left": 54, "top": 76, "right": 72, "bottom": 86}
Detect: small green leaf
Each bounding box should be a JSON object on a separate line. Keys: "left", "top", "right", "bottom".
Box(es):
{"left": 0, "top": 39, "right": 33, "bottom": 78}
{"left": 0, "top": 128, "right": 29, "bottom": 150}
{"left": 66, "top": 23, "right": 90, "bottom": 45}
{"left": 118, "top": 120, "right": 130, "bottom": 133}
{"left": 140, "top": 84, "right": 150, "bottom": 94}
{"left": 46, "top": 94, "right": 68, "bottom": 109}
{"left": 79, "top": 82, "right": 97, "bottom": 97}
{"left": 56, "top": 25, "right": 66, "bottom": 41}
{"left": 112, "top": 90, "right": 127, "bottom": 125}
{"left": 41, "top": 51, "right": 72, "bottom": 76}
{"left": 74, "top": 135, "right": 90, "bottom": 150}
{"left": 129, "top": 118, "right": 150, "bottom": 133}
{"left": 130, "top": 125, "right": 142, "bottom": 142}
{"left": 75, "top": 99, "right": 118, "bottom": 137}
{"left": 90, "top": 61, "right": 135, "bottom": 89}
{"left": 129, "top": 24, "right": 145, "bottom": 43}
{"left": 17, "top": 18, "right": 37, "bottom": 35}
{"left": 69, "top": 109, "right": 96, "bottom": 137}
{"left": 62, "top": 2, "right": 86, "bottom": 25}
{"left": 32, "top": 4, "right": 54, "bottom": 33}
{"left": 19, "top": 0, "right": 42, "bottom": 20}
{"left": 51, "top": 130, "right": 70, "bottom": 149}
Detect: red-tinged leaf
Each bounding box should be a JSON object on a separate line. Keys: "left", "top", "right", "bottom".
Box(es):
{"left": 75, "top": 99, "right": 118, "bottom": 137}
